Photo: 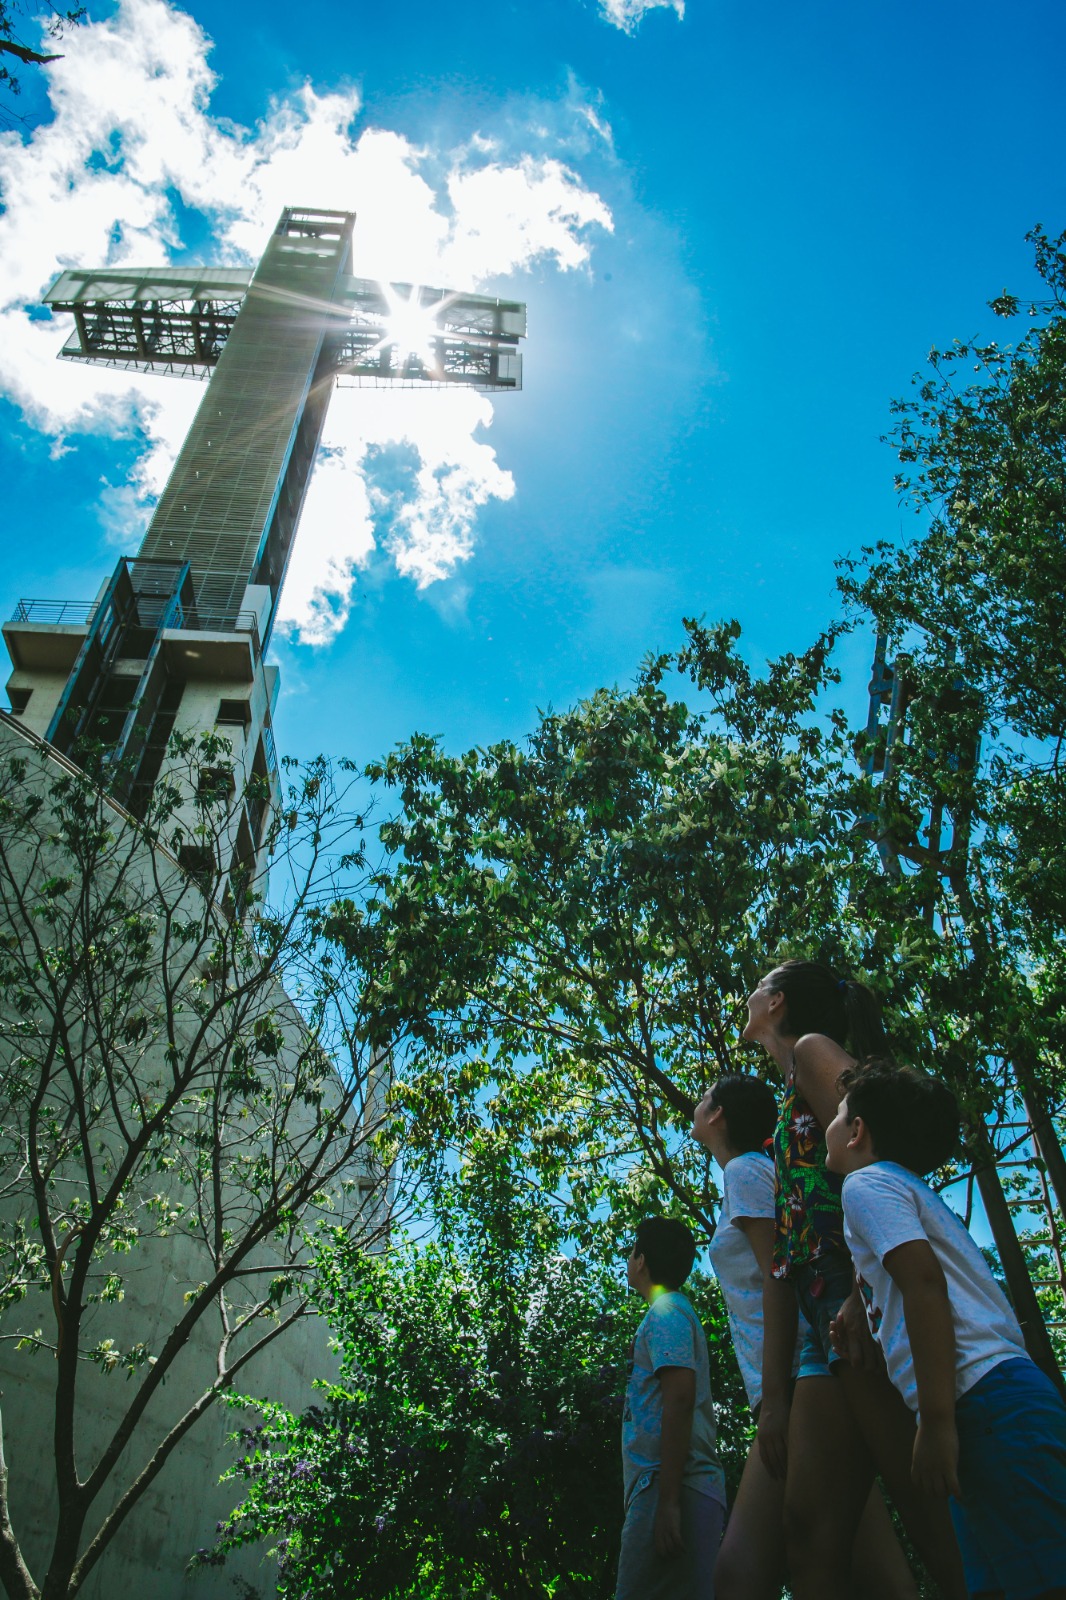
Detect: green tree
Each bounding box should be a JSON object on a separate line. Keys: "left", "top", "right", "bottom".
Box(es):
{"left": 838, "top": 224, "right": 1066, "bottom": 1359}
{"left": 840, "top": 223, "right": 1066, "bottom": 950}
{"left": 207, "top": 1140, "right": 747, "bottom": 1600}
{"left": 0, "top": 729, "right": 400, "bottom": 1600}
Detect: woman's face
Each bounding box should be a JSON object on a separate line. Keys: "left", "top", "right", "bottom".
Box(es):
{"left": 742, "top": 972, "right": 781, "bottom": 1042}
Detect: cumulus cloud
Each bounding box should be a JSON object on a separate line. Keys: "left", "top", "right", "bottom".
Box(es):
{"left": 280, "top": 388, "right": 514, "bottom": 645}
{"left": 598, "top": 0, "right": 684, "bottom": 33}
{"left": 0, "top": 0, "right": 612, "bottom": 643}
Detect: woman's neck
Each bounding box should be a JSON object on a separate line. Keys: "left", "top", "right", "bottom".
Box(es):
{"left": 757, "top": 1030, "right": 798, "bottom": 1074}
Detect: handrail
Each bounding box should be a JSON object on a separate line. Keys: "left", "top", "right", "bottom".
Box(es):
{"left": 165, "top": 610, "right": 261, "bottom": 663}
{"left": 10, "top": 600, "right": 97, "bottom": 626}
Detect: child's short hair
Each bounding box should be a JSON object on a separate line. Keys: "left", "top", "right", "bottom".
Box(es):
{"left": 839, "top": 1057, "right": 960, "bottom": 1175}
{"left": 633, "top": 1217, "right": 698, "bottom": 1290}
{"left": 707, "top": 1074, "right": 778, "bottom": 1153}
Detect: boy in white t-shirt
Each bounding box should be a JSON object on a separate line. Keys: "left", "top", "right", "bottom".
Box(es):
{"left": 826, "top": 1058, "right": 1066, "bottom": 1600}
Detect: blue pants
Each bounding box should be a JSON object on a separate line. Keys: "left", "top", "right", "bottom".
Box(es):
{"left": 950, "top": 1357, "right": 1066, "bottom": 1599}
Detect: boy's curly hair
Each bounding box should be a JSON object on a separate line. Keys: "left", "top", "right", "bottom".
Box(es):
{"left": 837, "top": 1057, "right": 960, "bottom": 1176}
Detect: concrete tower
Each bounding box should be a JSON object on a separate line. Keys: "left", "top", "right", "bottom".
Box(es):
{"left": 3, "top": 206, "right": 525, "bottom": 895}
{"left": 0, "top": 209, "right": 527, "bottom": 1597}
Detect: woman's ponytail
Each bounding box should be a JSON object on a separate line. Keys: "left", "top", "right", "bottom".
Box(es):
{"left": 766, "top": 959, "right": 885, "bottom": 1057}
{"left": 840, "top": 978, "right": 886, "bottom": 1061}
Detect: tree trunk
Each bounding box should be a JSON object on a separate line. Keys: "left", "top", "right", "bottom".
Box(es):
{"left": 0, "top": 1413, "right": 40, "bottom": 1600}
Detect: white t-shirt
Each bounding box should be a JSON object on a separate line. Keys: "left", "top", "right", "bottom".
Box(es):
{"left": 621, "top": 1290, "right": 725, "bottom": 1507}
{"left": 842, "top": 1160, "right": 1028, "bottom": 1414}
{"left": 705, "top": 1150, "right": 814, "bottom": 1408}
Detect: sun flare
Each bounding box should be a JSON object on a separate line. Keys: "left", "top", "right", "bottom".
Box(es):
{"left": 380, "top": 286, "right": 441, "bottom": 367}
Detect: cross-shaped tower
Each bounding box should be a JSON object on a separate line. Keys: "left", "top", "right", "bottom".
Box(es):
{"left": 3, "top": 207, "right": 526, "bottom": 890}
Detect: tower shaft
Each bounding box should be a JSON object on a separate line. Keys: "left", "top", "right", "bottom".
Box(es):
{"left": 139, "top": 207, "right": 354, "bottom": 632}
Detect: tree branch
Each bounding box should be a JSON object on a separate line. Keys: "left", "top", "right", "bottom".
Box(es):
{"left": 0, "top": 38, "right": 62, "bottom": 66}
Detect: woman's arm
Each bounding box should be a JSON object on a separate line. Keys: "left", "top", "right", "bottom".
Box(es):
{"left": 735, "top": 1214, "right": 775, "bottom": 1278}
{"left": 792, "top": 1032, "right": 855, "bottom": 1131}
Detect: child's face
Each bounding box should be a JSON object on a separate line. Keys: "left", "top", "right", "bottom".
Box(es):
{"left": 825, "top": 1096, "right": 861, "bottom": 1174}
{"left": 691, "top": 1088, "right": 719, "bottom": 1147}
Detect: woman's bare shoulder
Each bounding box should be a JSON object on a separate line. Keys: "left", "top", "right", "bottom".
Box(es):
{"left": 793, "top": 1032, "right": 854, "bottom": 1078}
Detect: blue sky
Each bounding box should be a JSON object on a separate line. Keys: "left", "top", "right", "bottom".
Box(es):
{"left": 1, "top": 0, "right": 1064, "bottom": 768}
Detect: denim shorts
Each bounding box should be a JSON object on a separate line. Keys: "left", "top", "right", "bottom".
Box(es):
{"left": 791, "top": 1250, "right": 854, "bottom": 1370}
{"left": 949, "top": 1356, "right": 1066, "bottom": 1599}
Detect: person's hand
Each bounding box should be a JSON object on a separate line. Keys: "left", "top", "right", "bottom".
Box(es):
{"left": 653, "top": 1495, "right": 684, "bottom": 1558}
{"left": 829, "top": 1290, "right": 884, "bottom": 1372}
{"left": 757, "top": 1396, "right": 790, "bottom": 1480}
{"left": 911, "top": 1416, "right": 961, "bottom": 1499}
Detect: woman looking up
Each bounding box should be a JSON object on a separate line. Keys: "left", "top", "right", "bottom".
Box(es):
{"left": 693, "top": 1074, "right": 916, "bottom": 1600}
{"left": 745, "top": 960, "right": 967, "bottom": 1600}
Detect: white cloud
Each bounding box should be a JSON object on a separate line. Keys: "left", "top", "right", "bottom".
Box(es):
{"left": 442, "top": 156, "right": 611, "bottom": 283}
{"left": 275, "top": 388, "right": 514, "bottom": 646}
{"left": 0, "top": 0, "right": 612, "bottom": 642}
{"left": 598, "top": 0, "right": 684, "bottom": 33}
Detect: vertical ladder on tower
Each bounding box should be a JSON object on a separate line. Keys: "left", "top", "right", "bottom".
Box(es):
{"left": 997, "top": 1116, "right": 1066, "bottom": 1359}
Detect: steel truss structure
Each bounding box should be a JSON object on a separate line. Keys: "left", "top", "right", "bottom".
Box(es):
{"left": 45, "top": 209, "right": 527, "bottom": 632}
{"left": 26, "top": 206, "right": 527, "bottom": 837}
{"left": 46, "top": 268, "right": 525, "bottom": 390}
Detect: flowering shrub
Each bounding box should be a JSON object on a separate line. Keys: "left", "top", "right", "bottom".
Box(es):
{"left": 207, "top": 1169, "right": 746, "bottom": 1599}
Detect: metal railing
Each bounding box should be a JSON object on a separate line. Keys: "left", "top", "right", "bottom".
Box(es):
{"left": 10, "top": 599, "right": 98, "bottom": 626}
{"left": 12, "top": 597, "right": 260, "bottom": 633}
{"left": 160, "top": 608, "right": 263, "bottom": 663}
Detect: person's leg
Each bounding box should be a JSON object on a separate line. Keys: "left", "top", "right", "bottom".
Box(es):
{"left": 715, "top": 1438, "right": 917, "bottom": 1600}
{"left": 714, "top": 1436, "right": 787, "bottom": 1600}
{"left": 616, "top": 1479, "right": 660, "bottom": 1600}
{"left": 617, "top": 1476, "right": 722, "bottom": 1600}
{"left": 782, "top": 1374, "right": 875, "bottom": 1600}
{"left": 834, "top": 1362, "right": 968, "bottom": 1600}
{"left": 681, "top": 1486, "right": 725, "bottom": 1600}
{"left": 853, "top": 1482, "right": 919, "bottom": 1600}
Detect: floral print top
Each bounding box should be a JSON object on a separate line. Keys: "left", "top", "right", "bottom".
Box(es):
{"left": 771, "top": 1055, "right": 846, "bottom": 1279}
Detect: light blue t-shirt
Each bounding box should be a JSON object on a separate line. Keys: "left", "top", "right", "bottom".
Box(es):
{"left": 621, "top": 1290, "right": 725, "bottom": 1507}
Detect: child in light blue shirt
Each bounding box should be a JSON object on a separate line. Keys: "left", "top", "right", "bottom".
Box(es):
{"left": 617, "top": 1216, "right": 725, "bottom": 1600}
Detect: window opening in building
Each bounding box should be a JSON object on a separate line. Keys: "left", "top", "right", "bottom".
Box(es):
{"left": 216, "top": 697, "right": 251, "bottom": 728}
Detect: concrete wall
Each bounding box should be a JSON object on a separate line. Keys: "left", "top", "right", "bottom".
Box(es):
{"left": 0, "top": 715, "right": 375, "bottom": 1600}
